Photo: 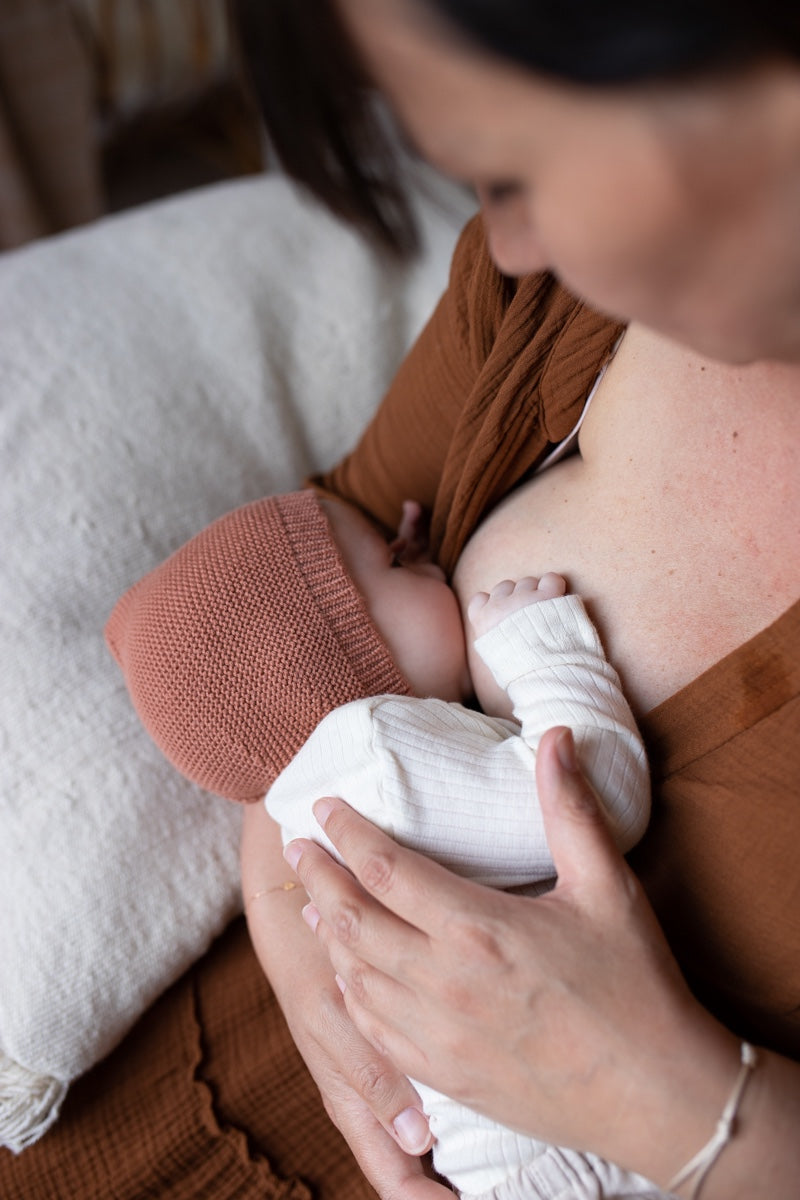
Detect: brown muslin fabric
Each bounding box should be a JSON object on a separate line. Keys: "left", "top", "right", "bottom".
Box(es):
{"left": 3, "top": 215, "right": 797, "bottom": 1197}
{"left": 105, "top": 490, "right": 410, "bottom": 802}
{"left": 317, "top": 217, "right": 625, "bottom": 576}
{"left": 0, "top": 919, "right": 377, "bottom": 1200}
{"left": 634, "top": 609, "right": 800, "bottom": 1056}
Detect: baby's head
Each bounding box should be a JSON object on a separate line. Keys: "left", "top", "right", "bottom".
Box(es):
{"left": 106, "top": 490, "right": 469, "bottom": 802}
{"left": 321, "top": 496, "right": 470, "bottom": 707}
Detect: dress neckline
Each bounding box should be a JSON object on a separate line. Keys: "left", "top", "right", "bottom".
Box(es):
{"left": 534, "top": 332, "right": 625, "bottom": 475}
{"left": 640, "top": 596, "right": 800, "bottom": 775}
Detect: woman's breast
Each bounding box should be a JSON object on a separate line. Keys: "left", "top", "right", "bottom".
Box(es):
{"left": 452, "top": 380, "right": 799, "bottom": 718}
{"left": 452, "top": 451, "right": 653, "bottom": 715}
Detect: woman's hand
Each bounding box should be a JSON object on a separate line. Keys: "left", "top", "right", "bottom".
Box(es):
{"left": 284, "top": 727, "right": 744, "bottom": 1190}
{"left": 389, "top": 499, "right": 432, "bottom": 564}
{"left": 241, "top": 803, "right": 454, "bottom": 1200}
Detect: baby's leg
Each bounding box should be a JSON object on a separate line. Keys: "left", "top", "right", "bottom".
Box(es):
{"left": 467, "top": 574, "right": 566, "bottom": 639}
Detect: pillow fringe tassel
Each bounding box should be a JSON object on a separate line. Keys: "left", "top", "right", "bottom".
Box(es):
{"left": 0, "top": 1050, "right": 66, "bottom": 1153}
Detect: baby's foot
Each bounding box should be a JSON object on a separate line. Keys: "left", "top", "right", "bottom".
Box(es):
{"left": 467, "top": 574, "right": 567, "bottom": 638}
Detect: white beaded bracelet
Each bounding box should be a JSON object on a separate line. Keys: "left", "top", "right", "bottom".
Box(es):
{"left": 667, "top": 1041, "right": 758, "bottom": 1198}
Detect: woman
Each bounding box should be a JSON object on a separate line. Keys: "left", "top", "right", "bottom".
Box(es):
{"left": 236, "top": 2, "right": 800, "bottom": 1198}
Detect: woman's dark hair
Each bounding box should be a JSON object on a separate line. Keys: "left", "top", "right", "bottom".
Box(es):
{"left": 232, "top": 0, "right": 419, "bottom": 254}
{"left": 431, "top": 2, "right": 800, "bottom": 85}
{"left": 233, "top": 0, "right": 800, "bottom": 255}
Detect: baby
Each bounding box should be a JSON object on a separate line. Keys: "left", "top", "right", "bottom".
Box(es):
{"left": 106, "top": 488, "right": 654, "bottom": 1200}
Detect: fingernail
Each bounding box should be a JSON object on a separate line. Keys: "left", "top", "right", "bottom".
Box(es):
{"left": 334, "top": 973, "right": 346, "bottom": 995}
{"left": 393, "top": 1106, "right": 431, "bottom": 1155}
{"left": 313, "top": 797, "right": 335, "bottom": 828}
{"left": 302, "top": 903, "right": 320, "bottom": 932}
{"left": 556, "top": 727, "right": 578, "bottom": 772}
{"left": 283, "top": 841, "right": 303, "bottom": 870}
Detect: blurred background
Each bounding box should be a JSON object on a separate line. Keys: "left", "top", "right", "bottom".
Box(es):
{"left": 0, "top": 0, "right": 265, "bottom": 251}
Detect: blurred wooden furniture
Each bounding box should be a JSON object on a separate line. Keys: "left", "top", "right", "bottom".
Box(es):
{"left": 0, "top": 0, "right": 262, "bottom": 250}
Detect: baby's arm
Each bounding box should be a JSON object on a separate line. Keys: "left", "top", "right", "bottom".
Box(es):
{"left": 267, "top": 693, "right": 564, "bottom": 889}
{"left": 268, "top": 577, "right": 648, "bottom": 889}
{"left": 472, "top": 579, "right": 650, "bottom": 854}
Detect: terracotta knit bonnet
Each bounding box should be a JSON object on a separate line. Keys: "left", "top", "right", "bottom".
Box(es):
{"left": 105, "top": 490, "right": 411, "bottom": 802}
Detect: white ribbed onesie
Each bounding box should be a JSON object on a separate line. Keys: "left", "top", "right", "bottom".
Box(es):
{"left": 266, "top": 594, "right": 663, "bottom": 1200}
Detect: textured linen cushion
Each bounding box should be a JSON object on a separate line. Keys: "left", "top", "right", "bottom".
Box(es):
{"left": 0, "top": 168, "right": 472, "bottom": 1151}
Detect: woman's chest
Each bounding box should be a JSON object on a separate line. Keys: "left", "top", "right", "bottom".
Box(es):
{"left": 453, "top": 330, "right": 800, "bottom": 715}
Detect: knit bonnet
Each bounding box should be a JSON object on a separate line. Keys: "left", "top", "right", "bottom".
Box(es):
{"left": 105, "top": 490, "right": 411, "bottom": 802}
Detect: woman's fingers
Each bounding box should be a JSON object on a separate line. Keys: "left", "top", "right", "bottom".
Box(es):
{"left": 324, "top": 1059, "right": 453, "bottom": 1200}
{"left": 286, "top": 823, "right": 540, "bottom": 1103}
{"left": 390, "top": 499, "right": 432, "bottom": 564}
{"left": 286, "top": 828, "right": 436, "bottom": 1071}
{"left": 317, "top": 1063, "right": 448, "bottom": 1200}
{"left": 296, "top": 981, "right": 451, "bottom": 1199}
{"left": 288, "top": 795, "right": 486, "bottom": 941}
{"left": 328, "top": 1007, "right": 430, "bottom": 1152}
{"left": 263, "top": 906, "right": 432, "bottom": 1154}
{"left": 535, "top": 726, "right": 635, "bottom": 900}
{"left": 305, "top": 904, "right": 438, "bottom": 1075}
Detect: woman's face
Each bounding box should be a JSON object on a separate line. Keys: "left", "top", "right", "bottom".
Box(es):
{"left": 337, "top": 0, "right": 800, "bottom": 362}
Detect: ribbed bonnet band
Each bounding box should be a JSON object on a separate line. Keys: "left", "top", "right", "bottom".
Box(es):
{"left": 105, "top": 490, "right": 411, "bottom": 801}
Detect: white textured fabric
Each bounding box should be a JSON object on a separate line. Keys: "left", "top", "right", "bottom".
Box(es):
{"left": 268, "top": 595, "right": 650, "bottom": 881}
{"left": 0, "top": 167, "right": 474, "bottom": 1151}
{"left": 268, "top": 595, "right": 656, "bottom": 1199}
